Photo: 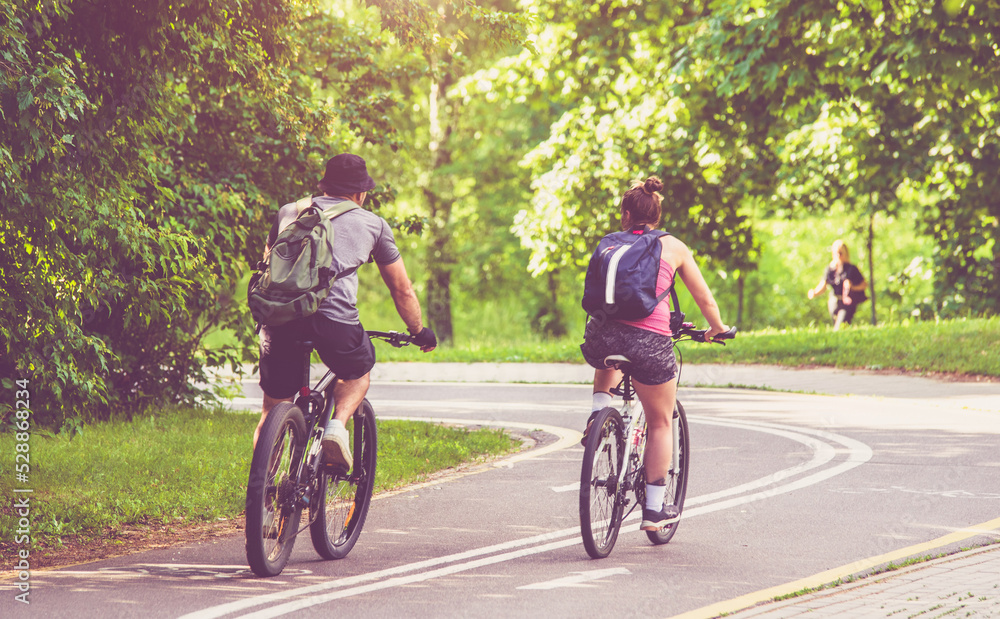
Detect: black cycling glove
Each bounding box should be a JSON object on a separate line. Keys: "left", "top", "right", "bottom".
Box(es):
{"left": 410, "top": 327, "right": 437, "bottom": 350}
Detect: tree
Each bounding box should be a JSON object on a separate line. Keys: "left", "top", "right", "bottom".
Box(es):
{"left": 313, "top": 0, "right": 532, "bottom": 344}
{"left": 510, "top": 0, "right": 998, "bottom": 328}
{"left": 395, "top": 1, "right": 530, "bottom": 344}
{"left": 2, "top": 0, "right": 324, "bottom": 428}
{"left": 690, "top": 0, "right": 999, "bottom": 317}
{"left": 0, "top": 0, "right": 535, "bottom": 429}
{"left": 511, "top": 0, "right": 763, "bottom": 329}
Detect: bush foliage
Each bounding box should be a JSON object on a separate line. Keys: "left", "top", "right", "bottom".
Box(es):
{"left": 0, "top": 0, "right": 526, "bottom": 429}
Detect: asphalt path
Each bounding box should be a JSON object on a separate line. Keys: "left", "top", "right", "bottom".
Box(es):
{"left": 4, "top": 372, "right": 999, "bottom": 618}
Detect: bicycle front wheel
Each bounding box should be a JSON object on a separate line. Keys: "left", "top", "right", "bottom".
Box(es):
{"left": 246, "top": 402, "right": 307, "bottom": 577}
{"left": 309, "top": 399, "right": 377, "bottom": 559}
{"left": 646, "top": 400, "right": 690, "bottom": 545}
{"left": 580, "top": 407, "right": 626, "bottom": 559}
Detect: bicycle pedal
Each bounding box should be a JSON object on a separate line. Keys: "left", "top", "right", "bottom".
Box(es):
{"left": 321, "top": 461, "right": 350, "bottom": 476}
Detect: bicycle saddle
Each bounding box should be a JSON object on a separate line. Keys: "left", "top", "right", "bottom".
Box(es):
{"left": 603, "top": 355, "right": 631, "bottom": 369}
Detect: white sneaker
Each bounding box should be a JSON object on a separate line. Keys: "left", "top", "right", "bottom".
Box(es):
{"left": 321, "top": 420, "right": 352, "bottom": 471}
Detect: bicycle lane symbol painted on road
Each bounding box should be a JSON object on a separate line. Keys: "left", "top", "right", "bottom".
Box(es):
{"left": 178, "top": 417, "right": 872, "bottom": 619}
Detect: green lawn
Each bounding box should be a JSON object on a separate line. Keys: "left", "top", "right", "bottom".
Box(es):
{"left": 372, "top": 317, "right": 1000, "bottom": 378}
{"left": 679, "top": 317, "right": 1000, "bottom": 377}
{"left": 0, "top": 407, "right": 519, "bottom": 563}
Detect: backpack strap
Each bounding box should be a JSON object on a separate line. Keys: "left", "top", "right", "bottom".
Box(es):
{"left": 295, "top": 196, "right": 360, "bottom": 220}
{"left": 315, "top": 199, "right": 360, "bottom": 288}
{"left": 294, "top": 196, "right": 314, "bottom": 213}
{"left": 321, "top": 200, "right": 360, "bottom": 220}
{"left": 646, "top": 229, "right": 672, "bottom": 306}
{"left": 645, "top": 230, "right": 684, "bottom": 330}
{"left": 654, "top": 284, "right": 674, "bottom": 305}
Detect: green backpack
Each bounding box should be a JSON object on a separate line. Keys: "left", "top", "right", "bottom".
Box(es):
{"left": 248, "top": 198, "right": 358, "bottom": 327}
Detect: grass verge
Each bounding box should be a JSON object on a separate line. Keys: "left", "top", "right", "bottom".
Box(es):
{"left": 371, "top": 317, "right": 1000, "bottom": 378}
{"left": 0, "top": 407, "right": 520, "bottom": 568}
{"left": 679, "top": 317, "right": 1000, "bottom": 377}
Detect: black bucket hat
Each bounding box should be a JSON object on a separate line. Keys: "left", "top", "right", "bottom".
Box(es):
{"left": 317, "top": 153, "right": 376, "bottom": 195}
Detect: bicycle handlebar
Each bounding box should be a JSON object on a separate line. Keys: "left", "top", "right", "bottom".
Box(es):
{"left": 673, "top": 323, "right": 738, "bottom": 345}
{"left": 366, "top": 330, "right": 416, "bottom": 348}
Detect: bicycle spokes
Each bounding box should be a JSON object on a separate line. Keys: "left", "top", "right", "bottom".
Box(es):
{"left": 580, "top": 408, "right": 627, "bottom": 559}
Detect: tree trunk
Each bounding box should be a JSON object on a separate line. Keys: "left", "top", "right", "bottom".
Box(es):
{"left": 532, "top": 270, "right": 567, "bottom": 336}
{"left": 424, "top": 68, "right": 455, "bottom": 344}
{"left": 426, "top": 233, "right": 454, "bottom": 344}
{"left": 736, "top": 274, "right": 745, "bottom": 327}
{"left": 423, "top": 186, "right": 455, "bottom": 345}
{"left": 868, "top": 196, "right": 877, "bottom": 326}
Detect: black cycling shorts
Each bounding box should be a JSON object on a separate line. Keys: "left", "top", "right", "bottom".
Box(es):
{"left": 580, "top": 319, "right": 678, "bottom": 386}
{"left": 259, "top": 315, "right": 376, "bottom": 399}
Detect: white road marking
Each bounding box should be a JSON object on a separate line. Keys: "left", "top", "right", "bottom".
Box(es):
{"left": 181, "top": 416, "right": 871, "bottom": 619}
{"left": 226, "top": 398, "right": 580, "bottom": 413}
{"left": 238, "top": 539, "right": 588, "bottom": 618}
{"left": 828, "top": 486, "right": 1000, "bottom": 500}
{"left": 551, "top": 482, "right": 580, "bottom": 493}
{"left": 517, "top": 567, "right": 631, "bottom": 590}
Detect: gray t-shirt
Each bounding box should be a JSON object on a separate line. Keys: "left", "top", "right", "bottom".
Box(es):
{"left": 268, "top": 196, "right": 401, "bottom": 324}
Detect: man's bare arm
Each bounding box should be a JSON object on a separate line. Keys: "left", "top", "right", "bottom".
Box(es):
{"left": 377, "top": 258, "right": 423, "bottom": 334}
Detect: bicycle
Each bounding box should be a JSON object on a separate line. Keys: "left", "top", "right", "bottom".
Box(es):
{"left": 245, "top": 329, "right": 415, "bottom": 577}
{"left": 579, "top": 323, "right": 737, "bottom": 559}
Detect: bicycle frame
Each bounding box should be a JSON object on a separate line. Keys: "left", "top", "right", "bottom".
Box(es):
{"left": 610, "top": 370, "right": 682, "bottom": 520}
{"left": 289, "top": 330, "right": 414, "bottom": 522}
{"left": 289, "top": 369, "right": 336, "bottom": 529}
{"left": 246, "top": 329, "right": 414, "bottom": 576}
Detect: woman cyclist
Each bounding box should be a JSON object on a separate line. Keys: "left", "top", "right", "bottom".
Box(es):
{"left": 580, "top": 176, "right": 729, "bottom": 531}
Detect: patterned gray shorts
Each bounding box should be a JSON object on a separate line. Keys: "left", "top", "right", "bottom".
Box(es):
{"left": 580, "top": 319, "right": 678, "bottom": 385}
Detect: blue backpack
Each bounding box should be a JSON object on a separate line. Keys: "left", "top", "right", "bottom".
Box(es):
{"left": 581, "top": 227, "right": 683, "bottom": 327}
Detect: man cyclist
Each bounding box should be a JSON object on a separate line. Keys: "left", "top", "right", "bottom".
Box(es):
{"left": 256, "top": 153, "right": 436, "bottom": 469}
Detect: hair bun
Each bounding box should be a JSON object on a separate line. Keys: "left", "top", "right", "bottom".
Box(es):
{"left": 643, "top": 176, "right": 663, "bottom": 195}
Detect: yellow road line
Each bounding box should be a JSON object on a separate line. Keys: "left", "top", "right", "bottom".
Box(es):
{"left": 671, "top": 516, "right": 1000, "bottom": 619}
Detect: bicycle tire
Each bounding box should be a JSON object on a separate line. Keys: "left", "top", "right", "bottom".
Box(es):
{"left": 580, "top": 407, "right": 626, "bottom": 559}
{"left": 309, "top": 399, "right": 377, "bottom": 560}
{"left": 246, "top": 402, "right": 307, "bottom": 577}
{"left": 646, "top": 400, "right": 690, "bottom": 545}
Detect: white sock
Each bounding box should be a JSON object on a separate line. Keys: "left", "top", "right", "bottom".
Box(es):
{"left": 591, "top": 391, "right": 613, "bottom": 412}
{"left": 645, "top": 482, "right": 667, "bottom": 510}
{"left": 324, "top": 418, "right": 346, "bottom": 437}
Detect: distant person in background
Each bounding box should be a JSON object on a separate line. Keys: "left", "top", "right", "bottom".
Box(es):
{"left": 807, "top": 239, "right": 868, "bottom": 330}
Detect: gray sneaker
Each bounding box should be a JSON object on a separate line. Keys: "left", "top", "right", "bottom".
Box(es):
{"left": 321, "top": 423, "right": 352, "bottom": 471}
{"left": 640, "top": 504, "right": 680, "bottom": 531}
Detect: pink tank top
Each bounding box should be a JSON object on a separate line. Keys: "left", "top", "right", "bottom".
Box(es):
{"left": 616, "top": 257, "right": 675, "bottom": 336}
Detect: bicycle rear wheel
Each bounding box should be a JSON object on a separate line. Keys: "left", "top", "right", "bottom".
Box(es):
{"left": 309, "top": 399, "right": 377, "bottom": 559}
{"left": 246, "top": 402, "right": 307, "bottom": 577}
{"left": 580, "top": 407, "right": 626, "bottom": 559}
{"left": 646, "top": 400, "right": 690, "bottom": 545}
